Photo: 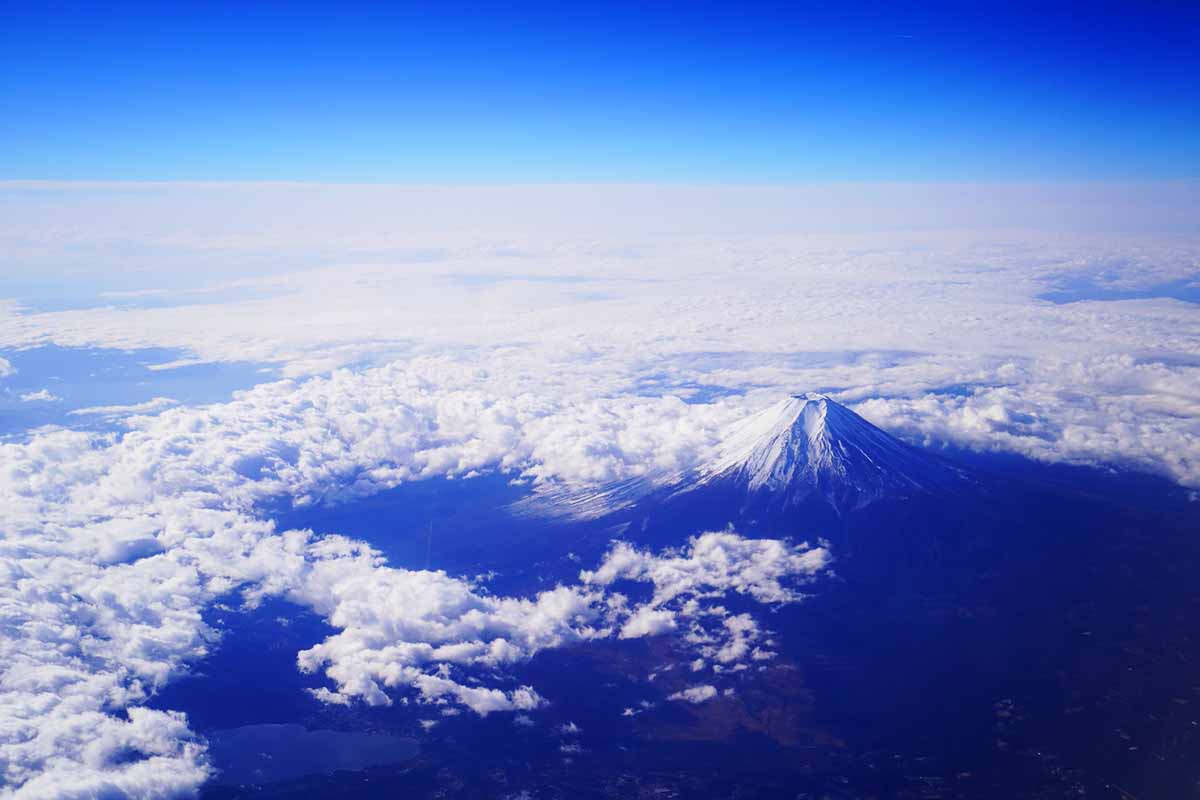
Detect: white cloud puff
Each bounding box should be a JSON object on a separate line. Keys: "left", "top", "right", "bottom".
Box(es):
{"left": 582, "top": 532, "right": 831, "bottom": 607}
{"left": 668, "top": 685, "right": 718, "bottom": 704}
{"left": 619, "top": 607, "right": 678, "bottom": 639}
{"left": 17, "top": 389, "right": 57, "bottom": 403}
{"left": 582, "top": 532, "right": 830, "bottom": 675}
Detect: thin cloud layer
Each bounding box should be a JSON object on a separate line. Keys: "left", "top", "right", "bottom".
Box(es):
{"left": 1, "top": 185, "right": 1196, "bottom": 486}
{"left": 67, "top": 397, "right": 178, "bottom": 417}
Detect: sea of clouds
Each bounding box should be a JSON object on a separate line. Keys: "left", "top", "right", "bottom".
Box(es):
{"left": 0, "top": 182, "right": 1197, "bottom": 796}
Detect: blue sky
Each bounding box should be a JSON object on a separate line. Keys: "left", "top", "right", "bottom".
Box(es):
{"left": 2, "top": 1, "right": 1198, "bottom": 181}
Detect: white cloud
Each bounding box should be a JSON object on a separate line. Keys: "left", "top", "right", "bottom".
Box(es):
{"left": 6, "top": 708, "right": 210, "bottom": 800}
{"left": 713, "top": 614, "right": 761, "bottom": 665}
{"left": 285, "top": 536, "right": 607, "bottom": 713}
{"left": 582, "top": 532, "right": 831, "bottom": 607}
{"left": 668, "top": 685, "right": 718, "bottom": 704}
{"left": 67, "top": 396, "right": 178, "bottom": 417}
{"left": 619, "top": 607, "right": 678, "bottom": 639}
{"left": 18, "top": 389, "right": 57, "bottom": 402}
{"left": 851, "top": 355, "right": 1200, "bottom": 486}
{"left": 277, "top": 528, "right": 829, "bottom": 715}
{"left": 583, "top": 532, "right": 830, "bottom": 676}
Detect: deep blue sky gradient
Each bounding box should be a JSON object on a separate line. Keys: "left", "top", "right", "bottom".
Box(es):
{"left": 2, "top": 1, "right": 1198, "bottom": 181}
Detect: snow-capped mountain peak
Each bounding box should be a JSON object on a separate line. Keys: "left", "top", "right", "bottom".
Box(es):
{"left": 518, "top": 394, "right": 966, "bottom": 521}
{"left": 689, "top": 394, "right": 964, "bottom": 512}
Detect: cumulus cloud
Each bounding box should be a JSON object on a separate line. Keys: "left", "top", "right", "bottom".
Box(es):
{"left": 851, "top": 354, "right": 1200, "bottom": 486}
{"left": 619, "top": 607, "right": 678, "bottom": 639}
{"left": 668, "top": 685, "right": 718, "bottom": 704}
{"left": 282, "top": 533, "right": 607, "bottom": 713}
{"left": 17, "top": 389, "right": 57, "bottom": 402}
{"left": 582, "top": 532, "right": 831, "bottom": 607}
{"left": 279, "top": 528, "right": 828, "bottom": 714}
{"left": 583, "top": 532, "right": 830, "bottom": 676}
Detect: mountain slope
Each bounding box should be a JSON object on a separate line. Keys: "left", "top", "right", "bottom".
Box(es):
{"left": 676, "top": 394, "right": 966, "bottom": 514}
{"left": 516, "top": 394, "right": 967, "bottom": 522}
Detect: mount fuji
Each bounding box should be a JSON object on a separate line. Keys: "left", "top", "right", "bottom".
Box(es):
{"left": 676, "top": 393, "right": 968, "bottom": 515}
{"left": 525, "top": 394, "right": 968, "bottom": 525}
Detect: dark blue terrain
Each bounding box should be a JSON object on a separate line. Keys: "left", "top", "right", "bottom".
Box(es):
{"left": 159, "top": 432, "right": 1200, "bottom": 799}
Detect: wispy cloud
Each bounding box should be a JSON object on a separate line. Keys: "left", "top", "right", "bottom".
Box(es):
{"left": 67, "top": 396, "right": 178, "bottom": 416}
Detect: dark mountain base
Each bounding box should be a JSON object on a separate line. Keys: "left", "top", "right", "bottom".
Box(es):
{"left": 608, "top": 453, "right": 1200, "bottom": 799}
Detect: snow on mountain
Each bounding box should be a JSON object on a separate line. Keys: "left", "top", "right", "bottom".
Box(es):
{"left": 522, "top": 394, "right": 967, "bottom": 520}
{"left": 679, "top": 394, "right": 966, "bottom": 513}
